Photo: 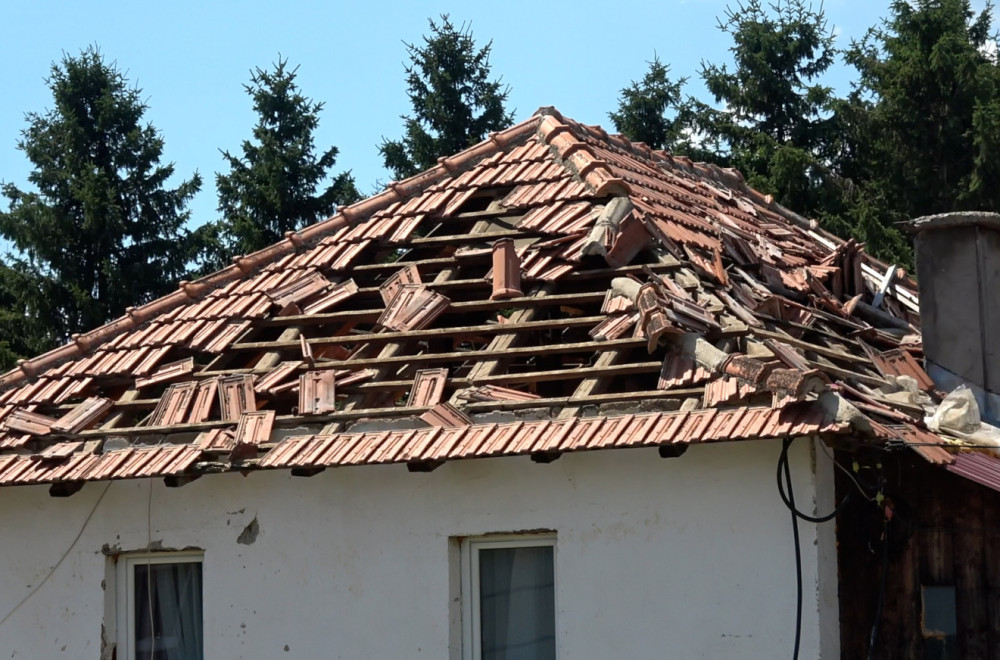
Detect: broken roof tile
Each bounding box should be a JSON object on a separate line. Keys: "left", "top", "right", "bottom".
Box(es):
{"left": 377, "top": 285, "right": 451, "bottom": 332}
{"left": 135, "top": 358, "right": 195, "bottom": 390}
{"left": 51, "top": 397, "right": 113, "bottom": 434}
{"left": 299, "top": 371, "right": 337, "bottom": 415}
{"left": 379, "top": 265, "right": 422, "bottom": 305}
{"left": 407, "top": 369, "right": 449, "bottom": 407}
{"left": 218, "top": 375, "right": 256, "bottom": 422}
{"left": 420, "top": 402, "right": 472, "bottom": 428}
{"left": 233, "top": 410, "right": 276, "bottom": 447}
{"left": 3, "top": 409, "right": 58, "bottom": 436}
{"left": 254, "top": 361, "right": 302, "bottom": 395}
{"left": 0, "top": 108, "right": 937, "bottom": 488}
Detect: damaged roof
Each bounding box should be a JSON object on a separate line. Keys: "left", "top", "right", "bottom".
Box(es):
{"left": 0, "top": 107, "right": 962, "bottom": 492}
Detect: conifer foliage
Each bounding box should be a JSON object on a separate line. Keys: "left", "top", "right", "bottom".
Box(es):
{"left": 198, "top": 58, "right": 360, "bottom": 270}
{"left": 0, "top": 47, "right": 201, "bottom": 364}
{"left": 609, "top": 55, "right": 690, "bottom": 152}
{"left": 695, "top": 0, "right": 840, "bottom": 218}
{"left": 843, "top": 0, "right": 1000, "bottom": 221}
{"left": 380, "top": 15, "right": 514, "bottom": 181}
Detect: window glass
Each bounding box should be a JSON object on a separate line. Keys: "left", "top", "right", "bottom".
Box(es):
{"left": 922, "top": 585, "right": 957, "bottom": 660}
{"left": 478, "top": 545, "right": 555, "bottom": 660}
{"left": 121, "top": 556, "right": 203, "bottom": 660}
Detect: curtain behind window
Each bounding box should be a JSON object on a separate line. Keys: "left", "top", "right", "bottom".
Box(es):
{"left": 479, "top": 546, "right": 555, "bottom": 660}
{"left": 134, "top": 562, "right": 203, "bottom": 660}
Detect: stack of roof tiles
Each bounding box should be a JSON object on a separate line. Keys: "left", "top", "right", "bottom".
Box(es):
{"left": 0, "top": 107, "right": 961, "bottom": 491}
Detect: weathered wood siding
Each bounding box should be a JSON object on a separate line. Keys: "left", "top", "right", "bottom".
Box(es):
{"left": 838, "top": 452, "right": 1000, "bottom": 658}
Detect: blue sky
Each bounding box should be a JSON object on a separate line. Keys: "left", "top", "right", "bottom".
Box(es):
{"left": 0, "top": 0, "right": 946, "bottom": 231}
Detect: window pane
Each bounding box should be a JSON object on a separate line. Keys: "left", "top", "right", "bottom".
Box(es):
{"left": 922, "top": 585, "right": 958, "bottom": 660}
{"left": 134, "top": 562, "right": 203, "bottom": 660}
{"left": 479, "top": 545, "right": 555, "bottom": 660}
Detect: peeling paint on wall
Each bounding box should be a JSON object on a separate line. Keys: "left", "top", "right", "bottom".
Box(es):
{"left": 237, "top": 516, "right": 260, "bottom": 545}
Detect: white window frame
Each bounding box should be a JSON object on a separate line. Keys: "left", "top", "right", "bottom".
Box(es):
{"left": 461, "top": 534, "right": 557, "bottom": 660}
{"left": 115, "top": 551, "right": 203, "bottom": 660}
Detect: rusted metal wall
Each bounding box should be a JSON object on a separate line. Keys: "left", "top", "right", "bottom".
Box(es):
{"left": 837, "top": 451, "right": 1000, "bottom": 658}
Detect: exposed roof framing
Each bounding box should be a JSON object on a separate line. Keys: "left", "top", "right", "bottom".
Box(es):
{"left": 0, "top": 107, "right": 956, "bottom": 491}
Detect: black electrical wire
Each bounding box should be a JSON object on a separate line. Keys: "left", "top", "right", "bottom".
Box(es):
{"left": 777, "top": 437, "right": 853, "bottom": 523}
{"left": 776, "top": 436, "right": 862, "bottom": 660}
{"left": 781, "top": 439, "right": 803, "bottom": 660}
{"left": 866, "top": 518, "right": 890, "bottom": 660}
{"left": 778, "top": 436, "right": 890, "bottom": 660}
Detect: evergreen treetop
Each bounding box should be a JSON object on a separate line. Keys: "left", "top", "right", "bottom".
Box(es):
{"left": 199, "top": 57, "right": 359, "bottom": 270}
{"left": 380, "top": 15, "right": 514, "bottom": 181}
{"left": 0, "top": 46, "right": 200, "bottom": 347}
{"left": 609, "top": 55, "right": 690, "bottom": 152}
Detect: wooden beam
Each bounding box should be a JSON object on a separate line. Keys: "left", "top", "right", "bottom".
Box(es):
{"left": 231, "top": 316, "right": 606, "bottom": 352}
{"left": 259, "top": 291, "right": 607, "bottom": 327}
{"left": 254, "top": 326, "right": 302, "bottom": 371}
{"left": 558, "top": 349, "right": 627, "bottom": 419}
{"left": 752, "top": 328, "right": 869, "bottom": 364}
{"left": 76, "top": 387, "right": 704, "bottom": 439}
{"left": 100, "top": 389, "right": 140, "bottom": 430}
{"left": 466, "top": 284, "right": 555, "bottom": 383}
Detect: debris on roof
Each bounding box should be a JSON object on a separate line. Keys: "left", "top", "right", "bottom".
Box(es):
{"left": 0, "top": 107, "right": 975, "bottom": 491}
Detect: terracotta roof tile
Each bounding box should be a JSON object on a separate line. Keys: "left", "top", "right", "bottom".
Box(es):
{"left": 0, "top": 108, "right": 938, "bottom": 488}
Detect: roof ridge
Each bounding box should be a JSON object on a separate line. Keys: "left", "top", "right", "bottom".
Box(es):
{"left": 534, "top": 111, "right": 631, "bottom": 198}
{"left": 536, "top": 108, "right": 908, "bottom": 284}
{"left": 0, "top": 114, "right": 546, "bottom": 392}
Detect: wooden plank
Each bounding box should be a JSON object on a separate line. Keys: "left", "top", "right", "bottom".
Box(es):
{"left": 406, "top": 228, "right": 524, "bottom": 247}
{"left": 259, "top": 291, "right": 607, "bottom": 327}
{"left": 347, "top": 361, "right": 662, "bottom": 392}
{"left": 558, "top": 350, "right": 625, "bottom": 419}
{"left": 466, "top": 284, "right": 555, "bottom": 383}
{"left": 76, "top": 387, "right": 705, "bottom": 439}
{"left": 921, "top": 477, "right": 954, "bottom": 586}
{"left": 955, "top": 487, "right": 988, "bottom": 658}
{"left": 232, "top": 316, "right": 606, "bottom": 352}
{"left": 983, "top": 491, "right": 1000, "bottom": 659}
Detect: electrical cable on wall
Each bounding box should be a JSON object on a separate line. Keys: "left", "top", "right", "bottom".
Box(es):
{"left": 0, "top": 481, "right": 112, "bottom": 629}
{"left": 866, "top": 517, "right": 890, "bottom": 660}
{"left": 776, "top": 436, "right": 879, "bottom": 660}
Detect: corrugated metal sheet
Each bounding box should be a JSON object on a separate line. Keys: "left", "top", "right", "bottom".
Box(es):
{"left": 947, "top": 452, "right": 1000, "bottom": 492}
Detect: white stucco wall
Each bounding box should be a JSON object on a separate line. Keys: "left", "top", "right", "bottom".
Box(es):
{"left": 0, "top": 437, "right": 838, "bottom": 659}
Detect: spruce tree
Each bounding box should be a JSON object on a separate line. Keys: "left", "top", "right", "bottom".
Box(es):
{"left": 199, "top": 58, "right": 359, "bottom": 270}
{"left": 0, "top": 262, "right": 51, "bottom": 371}
{"left": 695, "top": 0, "right": 840, "bottom": 216}
{"left": 843, "top": 0, "right": 1000, "bottom": 219}
{"left": 609, "top": 55, "right": 691, "bottom": 152}
{"left": 0, "top": 47, "right": 201, "bottom": 347}
{"left": 380, "top": 15, "right": 513, "bottom": 181}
